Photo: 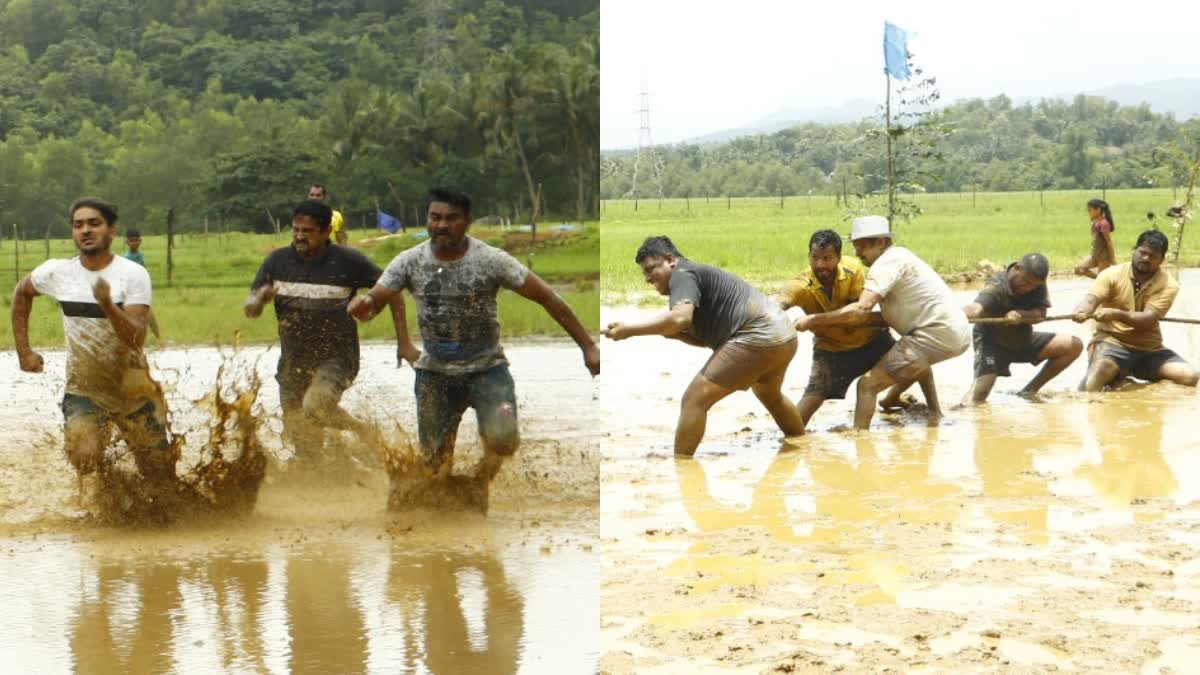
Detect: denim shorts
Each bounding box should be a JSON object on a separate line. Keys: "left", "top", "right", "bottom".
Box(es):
{"left": 413, "top": 364, "right": 518, "bottom": 467}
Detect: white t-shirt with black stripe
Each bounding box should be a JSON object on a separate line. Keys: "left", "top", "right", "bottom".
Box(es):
{"left": 30, "top": 255, "right": 157, "bottom": 413}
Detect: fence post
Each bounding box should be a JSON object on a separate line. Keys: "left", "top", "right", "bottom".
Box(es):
{"left": 166, "top": 208, "right": 175, "bottom": 287}
{"left": 44, "top": 225, "right": 50, "bottom": 260}
{"left": 13, "top": 224, "right": 19, "bottom": 284}
{"left": 727, "top": 195, "right": 731, "bottom": 210}
{"left": 634, "top": 199, "right": 638, "bottom": 212}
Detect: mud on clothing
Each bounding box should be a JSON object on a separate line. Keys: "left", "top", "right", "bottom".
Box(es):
{"left": 971, "top": 263, "right": 1054, "bottom": 377}
{"left": 1087, "top": 340, "right": 1187, "bottom": 383}
{"left": 379, "top": 236, "right": 529, "bottom": 375}
{"left": 1087, "top": 263, "right": 1179, "bottom": 353}
{"left": 251, "top": 243, "right": 382, "bottom": 407}
{"left": 30, "top": 255, "right": 158, "bottom": 414}
{"left": 805, "top": 331, "right": 897, "bottom": 399}
{"left": 668, "top": 258, "right": 793, "bottom": 349}
{"left": 864, "top": 245, "right": 970, "bottom": 368}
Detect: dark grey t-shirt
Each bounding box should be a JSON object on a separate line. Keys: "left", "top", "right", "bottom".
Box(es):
{"left": 668, "top": 259, "right": 792, "bottom": 349}
{"left": 379, "top": 236, "right": 529, "bottom": 373}
{"left": 973, "top": 263, "right": 1051, "bottom": 349}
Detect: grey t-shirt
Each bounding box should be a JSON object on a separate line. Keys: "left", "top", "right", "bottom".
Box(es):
{"left": 668, "top": 259, "right": 792, "bottom": 349}
{"left": 379, "top": 236, "right": 530, "bottom": 373}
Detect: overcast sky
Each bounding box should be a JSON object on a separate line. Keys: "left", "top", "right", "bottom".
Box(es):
{"left": 601, "top": 0, "right": 1200, "bottom": 149}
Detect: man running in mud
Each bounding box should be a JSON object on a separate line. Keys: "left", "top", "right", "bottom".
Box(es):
{"left": 777, "top": 229, "right": 895, "bottom": 429}
{"left": 1072, "top": 229, "right": 1199, "bottom": 390}
{"left": 348, "top": 187, "right": 600, "bottom": 506}
{"left": 245, "top": 199, "right": 412, "bottom": 464}
{"left": 11, "top": 197, "right": 177, "bottom": 507}
{"left": 963, "top": 253, "right": 1083, "bottom": 402}
{"left": 795, "top": 216, "right": 970, "bottom": 429}
{"left": 604, "top": 235, "right": 805, "bottom": 455}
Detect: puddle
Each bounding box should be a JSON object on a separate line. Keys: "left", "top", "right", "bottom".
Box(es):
{"left": 1, "top": 340, "right": 598, "bottom": 672}
{"left": 601, "top": 271, "right": 1200, "bottom": 673}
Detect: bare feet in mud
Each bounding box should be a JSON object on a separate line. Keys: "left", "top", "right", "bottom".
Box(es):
{"left": 878, "top": 393, "right": 919, "bottom": 413}
{"left": 388, "top": 473, "right": 490, "bottom": 513}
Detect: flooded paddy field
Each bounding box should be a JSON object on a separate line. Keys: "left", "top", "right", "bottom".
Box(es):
{"left": 600, "top": 272, "right": 1200, "bottom": 673}
{"left": 0, "top": 340, "right": 598, "bottom": 674}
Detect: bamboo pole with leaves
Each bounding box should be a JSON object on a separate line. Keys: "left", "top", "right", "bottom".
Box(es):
{"left": 1168, "top": 148, "right": 1200, "bottom": 280}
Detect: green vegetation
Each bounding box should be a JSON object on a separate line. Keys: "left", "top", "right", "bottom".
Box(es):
{"left": 0, "top": 0, "right": 599, "bottom": 234}
{"left": 0, "top": 225, "right": 599, "bottom": 348}
{"left": 600, "top": 189, "right": 1196, "bottom": 299}
{"left": 602, "top": 95, "right": 1200, "bottom": 199}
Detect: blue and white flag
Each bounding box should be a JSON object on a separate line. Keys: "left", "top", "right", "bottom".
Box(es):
{"left": 884, "top": 21, "right": 910, "bottom": 80}
{"left": 377, "top": 210, "right": 402, "bottom": 234}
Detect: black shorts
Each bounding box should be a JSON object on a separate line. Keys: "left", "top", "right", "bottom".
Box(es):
{"left": 973, "top": 330, "right": 1055, "bottom": 378}
{"left": 804, "top": 331, "right": 896, "bottom": 400}
{"left": 277, "top": 357, "right": 356, "bottom": 412}
{"left": 1087, "top": 341, "right": 1188, "bottom": 382}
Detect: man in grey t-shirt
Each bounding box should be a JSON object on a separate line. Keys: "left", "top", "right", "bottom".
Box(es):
{"left": 349, "top": 187, "right": 599, "bottom": 510}
{"left": 604, "top": 236, "right": 805, "bottom": 456}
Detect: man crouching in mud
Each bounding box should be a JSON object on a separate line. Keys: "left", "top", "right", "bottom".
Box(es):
{"left": 349, "top": 187, "right": 600, "bottom": 511}
{"left": 604, "top": 236, "right": 805, "bottom": 456}
{"left": 795, "top": 216, "right": 970, "bottom": 430}
{"left": 1072, "top": 229, "right": 1199, "bottom": 391}
{"left": 11, "top": 197, "right": 179, "bottom": 516}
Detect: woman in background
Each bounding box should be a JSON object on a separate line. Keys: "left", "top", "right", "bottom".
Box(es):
{"left": 1074, "top": 198, "right": 1116, "bottom": 278}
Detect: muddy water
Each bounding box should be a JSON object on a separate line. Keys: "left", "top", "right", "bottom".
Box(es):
{"left": 600, "top": 271, "right": 1200, "bottom": 673}
{"left": 1, "top": 340, "right": 598, "bottom": 673}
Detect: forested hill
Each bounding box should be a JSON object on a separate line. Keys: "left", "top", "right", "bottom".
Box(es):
{"left": 601, "top": 94, "right": 1200, "bottom": 200}
{"left": 0, "top": 0, "right": 598, "bottom": 234}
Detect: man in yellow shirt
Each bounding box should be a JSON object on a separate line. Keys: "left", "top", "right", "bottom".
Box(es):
{"left": 308, "top": 183, "right": 347, "bottom": 245}
{"left": 777, "top": 229, "right": 895, "bottom": 427}
{"left": 1072, "top": 229, "right": 1198, "bottom": 391}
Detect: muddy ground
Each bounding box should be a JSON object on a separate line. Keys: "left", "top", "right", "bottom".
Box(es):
{"left": 600, "top": 272, "right": 1200, "bottom": 674}
{"left": 0, "top": 340, "right": 598, "bottom": 673}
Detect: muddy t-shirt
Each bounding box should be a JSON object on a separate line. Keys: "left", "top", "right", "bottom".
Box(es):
{"left": 379, "top": 237, "right": 529, "bottom": 374}
{"left": 973, "top": 264, "right": 1051, "bottom": 349}
{"left": 30, "top": 255, "right": 158, "bottom": 413}
{"left": 669, "top": 259, "right": 792, "bottom": 349}
{"left": 251, "top": 243, "right": 381, "bottom": 376}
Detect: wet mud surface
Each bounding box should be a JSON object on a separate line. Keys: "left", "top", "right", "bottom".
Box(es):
{"left": 600, "top": 272, "right": 1200, "bottom": 673}
{"left": 0, "top": 339, "right": 598, "bottom": 673}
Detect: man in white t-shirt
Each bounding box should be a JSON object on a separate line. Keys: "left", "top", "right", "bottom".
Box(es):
{"left": 795, "top": 216, "right": 970, "bottom": 429}
{"left": 11, "top": 197, "right": 177, "bottom": 505}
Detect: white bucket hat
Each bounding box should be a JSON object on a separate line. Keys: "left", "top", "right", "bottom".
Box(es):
{"left": 849, "top": 215, "right": 892, "bottom": 241}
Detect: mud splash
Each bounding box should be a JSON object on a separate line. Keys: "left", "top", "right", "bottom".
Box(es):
{"left": 601, "top": 272, "right": 1200, "bottom": 673}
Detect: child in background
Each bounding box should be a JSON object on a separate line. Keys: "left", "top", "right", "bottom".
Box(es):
{"left": 122, "top": 228, "right": 159, "bottom": 339}
{"left": 1074, "top": 199, "right": 1116, "bottom": 278}
{"left": 123, "top": 229, "right": 145, "bottom": 267}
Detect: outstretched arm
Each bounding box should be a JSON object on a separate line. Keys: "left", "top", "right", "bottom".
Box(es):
{"left": 11, "top": 275, "right": 44, "bottom": 373}
{"left": 604, "top": 302, "right": 695, "bottom": 340}
{"left": 243, "top": 284, "right": 276, "bottom": 318}
{"left": 1072, "top": 294, "right": 1099, "bottom": 322}
{"left": 794, "top": 290, "right": 885, "bottom": 331}
{"left": 513, "top": 272, "right": 599, "bottom": 376}
{"left": 347, "top": 284, "right": 399, "bottom": 322}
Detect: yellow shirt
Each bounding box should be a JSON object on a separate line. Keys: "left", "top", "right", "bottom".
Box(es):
{"left": 330, "top": 209, "right": 345, "bottom": 241}
{"left": 777, "top": 256, "right": 881, "bottom": 352}
{"left": 1089, "top": 262, "right": 1178, "bottom": 352}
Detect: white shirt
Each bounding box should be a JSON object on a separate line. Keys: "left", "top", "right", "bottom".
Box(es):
{"left": 30, "top": 255, "right": 157, "bottom": 413}
{"left": 864, "top": 245, "right": 969, "bottom": 351}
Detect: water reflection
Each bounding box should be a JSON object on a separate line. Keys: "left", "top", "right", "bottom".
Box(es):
{"left": 1076, "top": 396, "right": 1177, "bottom": 508}
{"left": 0, "top": 532, "right": 594, "bottom": 674}
{"left": 974, "top": 406, "right": 1056, "bottom": 545}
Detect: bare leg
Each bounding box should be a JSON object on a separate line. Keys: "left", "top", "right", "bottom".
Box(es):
{"left": 1157, "top": 361, "right": 1200, "bottom": 387}
{"left": 966, "top": 373, "right": 998, "bottom": 405}
{"left": 1021, "top": 335, "right": 1083, "bottom": 396}
{"left": 796, "top": 394, "right": 825, "bottom": 427}
{"left": 915, "top": 369, "right": 942, "bottom": 424}
{"left": 675, "top": 373, "right": 736, "bottom": 456}
{"left": 751, "top": 368, "right": 806, "bottom": 437}
{"left": 878, "top": 381, "right": 916, "bottom": 410}
{"left": 65, "top": 417, "right": 106, "bottom": 476}
{"left": 1080, "top": 356, "right": 1120, "bottom": 392}
{"left": 854, "top": 366, "right": 897, "bottom": 430}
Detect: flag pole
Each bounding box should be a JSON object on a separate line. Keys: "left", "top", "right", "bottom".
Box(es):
{"left": 885, "top": 71, "right": 895, "bottom": 229}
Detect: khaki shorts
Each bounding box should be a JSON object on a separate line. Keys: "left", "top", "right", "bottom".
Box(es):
{"left": 701, "top": 337, "right": 798, "bottom": 391}
{"left": 879, "top": 332, "right": 967, "bottom": 382}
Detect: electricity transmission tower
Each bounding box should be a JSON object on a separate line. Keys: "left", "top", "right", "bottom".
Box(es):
{"left": 625, "top": 88, "right": 665, "bottom": 200}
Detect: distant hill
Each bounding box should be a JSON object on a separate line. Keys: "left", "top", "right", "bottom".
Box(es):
{"left": 680, "top": 78, "right": 1200, "bottom": 146}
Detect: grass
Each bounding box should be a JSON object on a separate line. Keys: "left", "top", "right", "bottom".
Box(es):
{"left": 0, "top": 223, "right": 599, "bottom": 348}
{"left": 600, "top": 189, "right": 1195, "bottom": 299}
